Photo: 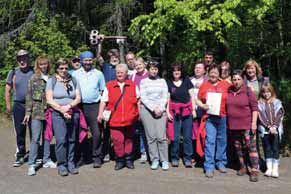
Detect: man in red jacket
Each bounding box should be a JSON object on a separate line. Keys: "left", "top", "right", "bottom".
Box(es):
{"left": 98, "top": 63, "right": 139, "bottom": 170}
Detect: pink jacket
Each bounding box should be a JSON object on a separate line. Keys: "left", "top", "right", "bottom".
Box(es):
{"left": 45, "top": 107, "right": 88, "bottom": 143}
{"left": 167, "top": 100, "right": 197, "bottom": 140}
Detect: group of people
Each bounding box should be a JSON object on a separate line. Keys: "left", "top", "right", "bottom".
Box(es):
{"left": 5, "top": 48, "right": 284, "bottom": 182}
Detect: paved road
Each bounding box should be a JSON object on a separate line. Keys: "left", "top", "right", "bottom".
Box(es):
{"left": 0, "top": 115, "right": 290, "bottom": 194}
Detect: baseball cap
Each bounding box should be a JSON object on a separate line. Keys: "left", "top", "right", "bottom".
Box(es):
{"left": 17, "top": 49, "right": 29, "bottom": 57}
{"left": 72, "top": 55, "right": 80, "bottom": 62}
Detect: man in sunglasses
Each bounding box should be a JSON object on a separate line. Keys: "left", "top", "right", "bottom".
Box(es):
{"left": 5, "top": 49, "right": 34, "bottom": 167}
{"left": 72, "top": 51, "right": 106, "bottom": 168}
{"left": 68, "top": 56, "right": 81, "bottom": 75}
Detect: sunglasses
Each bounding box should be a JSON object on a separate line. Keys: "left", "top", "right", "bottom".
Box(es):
{"left": 72, "top": 59, "right": 80, "bottom": 63}
{"left": 58, "top": 67, "right": 68, "bottom": 71}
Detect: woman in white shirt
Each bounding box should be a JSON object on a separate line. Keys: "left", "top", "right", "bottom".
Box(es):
{"left": 139, "top": 61, "right": 169, "bottom": 170}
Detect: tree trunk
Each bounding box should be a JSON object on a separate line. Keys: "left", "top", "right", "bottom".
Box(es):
{"left": 160, "top": 40, "right": 166, "bottom": 77}
{"left": 276, "top": 0, "right": 285, "bottom": 79}
{"left": 115, "top": 3, "right": 125, "bottom": 63}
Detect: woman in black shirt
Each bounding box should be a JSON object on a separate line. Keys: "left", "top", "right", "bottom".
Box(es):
{"left": 166, "top": 63, "right": 196, "bottom": 168}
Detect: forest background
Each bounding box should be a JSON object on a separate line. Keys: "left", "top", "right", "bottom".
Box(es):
{"left": 0, "top": 0, "right": 290, "bottom": 151}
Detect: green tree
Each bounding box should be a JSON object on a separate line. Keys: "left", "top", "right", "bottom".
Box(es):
{"left": 129, "top": 0, "right": 276, "bottom": 68}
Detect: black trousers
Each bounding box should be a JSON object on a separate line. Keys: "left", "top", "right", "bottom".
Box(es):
{"left": 78, "top": 103, "right": 102, "bottom": 162}
{"left": 12, "top": 101, "right": 31, "bottom": 158}
{"left": 262, "top": 134, "right": 280, "bottom": 159}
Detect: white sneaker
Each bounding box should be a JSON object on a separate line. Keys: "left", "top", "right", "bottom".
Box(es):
{"left": 151, "top": 160, "right": 159, "bottom": 170}
{"left": 27, "top": 165, "right": 36, "bottom": 176}
{"left": 43, "top": 160, "right": 57, "bottom": 168}
{"left": 140, "top": 153, "right": 147, "bottom": 164}
{"left": 103, "top": 154, "right": 110, "bottom": 163}
{"left": 162, "top": 161, "right": 169, "bottom": 171}
{"left": 36, "top": 158, "right": 42, "bottom": 164}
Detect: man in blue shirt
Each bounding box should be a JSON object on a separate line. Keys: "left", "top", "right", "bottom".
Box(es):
{"left": 96, "top": 36, "right": 119, "bottom": 82}
{"left": 72, "top": 51, "right": 106, "bottom": 168}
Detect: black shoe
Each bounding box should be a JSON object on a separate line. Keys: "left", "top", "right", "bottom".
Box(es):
{"left": 114, "top": 161, "right": 125, "bottom": 170}
{"left": 93, "top": 159, "right": 102, "bottom": 168}
{"left": 58, "top": 169, "right": 69, "bottom": 176}
{"left": 13, "top": 156, "right": 24, "bottom": 167}
{"left": 76, "top": 159, "right": 85, "bottom": 168}
{"left": 126, "top": 160, "right": 135, "bottom": 169}
{"left": 69, "top": 168, "right": 79, "bottom": 175}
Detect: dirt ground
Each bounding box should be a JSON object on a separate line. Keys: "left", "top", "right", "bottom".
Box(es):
{"left": 0, "top": 115, "right": 290, "bottom": 194}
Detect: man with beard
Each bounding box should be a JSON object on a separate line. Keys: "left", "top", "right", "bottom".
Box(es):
{"left": 72, "top": 51, "right": 106, "bottom": 168}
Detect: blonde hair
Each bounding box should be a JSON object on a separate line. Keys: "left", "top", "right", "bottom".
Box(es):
{"left": 259, "top": 83, "right": 277, "bottom": 103}
{"left": 135, "top": 57, "right": 145, "bottom": 64}
{"left": 34, "top": 56, "right": 51, "bottom": 76}
{"left": 243, "top": 59, "right": 263, "bottom": 77}
{"left": 116, "top": 63, "right": 128, "bottom": 72}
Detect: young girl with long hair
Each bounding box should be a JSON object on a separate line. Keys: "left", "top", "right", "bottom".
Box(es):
{"left": 258, "top": 84, "right": 284, "bottom": 178}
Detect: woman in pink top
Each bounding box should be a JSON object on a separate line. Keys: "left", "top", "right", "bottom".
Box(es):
{"left": 129, "top": 57, "right": 149, "bottom": 163}
{"left": 226, "top": 69, "right": 259, "bottom": 182}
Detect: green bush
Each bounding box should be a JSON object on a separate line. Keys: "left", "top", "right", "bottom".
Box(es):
{"left": 278, "top": 79, "right": 291, "bottom": 149}
{"left": 0, "top": 10, "right": 88, "bottom": 111}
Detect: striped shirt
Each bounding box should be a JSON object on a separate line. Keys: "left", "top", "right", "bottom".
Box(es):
{"left": 140, "top": 77, "right": 168, "bottom": 112}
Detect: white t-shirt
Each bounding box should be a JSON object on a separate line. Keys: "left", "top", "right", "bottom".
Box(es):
{"left": 191, "top": 77, "right": 204, "bottom": 100}
{"left": 101, "top": 82, "right": 140, "bottom": 102}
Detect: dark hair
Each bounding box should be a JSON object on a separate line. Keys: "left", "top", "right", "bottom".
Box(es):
{"left": 204, "top": 50, "right": 214, "bottom": 57}
{"left": 190, "top": 59, "right": 206, "bottom": 77}
{"left": 169, "top": 63, "right": 184, "bottom": 80}
{"left": 207, "top": 64, "right": 219, "bottom": 75}
{"left": 107, "top": 49, "right": 120, "bottom": 58}
{"left": 231, "top": 69, "right": 244, "bottom": 79}
{"left": 147, "top": 60, "right": 160, "bottom": 70}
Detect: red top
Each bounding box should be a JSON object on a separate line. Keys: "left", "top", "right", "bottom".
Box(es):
{"left": 226, "top": 85, "right": 258, "bottom": 130}
{"left": 107, "top": 80, "right": 139, "bottom": 127}
{"left": 198, "top": 80, "right": 231, "bottom": 117}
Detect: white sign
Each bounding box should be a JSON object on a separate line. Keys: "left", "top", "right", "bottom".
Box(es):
{"left": 206, "top": 92, "right": 222, "bottom": 116}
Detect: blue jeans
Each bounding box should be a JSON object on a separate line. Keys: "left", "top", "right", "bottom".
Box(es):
{"left": 135, "top": 121, "right": 147, "bottom": 154}
{"left": 204, "top": 116, "right": 227, "bottom": 171}
{"left": 171, "top": 114, "right": 193, "bottom": 162}
{"left": 52, "top": 111, "right": 79, "bottom": 171}
{"left": 28, "top": 119, "right": 51, "bottom": 165}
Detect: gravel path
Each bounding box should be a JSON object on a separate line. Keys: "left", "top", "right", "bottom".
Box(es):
{"left": 0, "top": 115, "right": 290, "bottom": 194}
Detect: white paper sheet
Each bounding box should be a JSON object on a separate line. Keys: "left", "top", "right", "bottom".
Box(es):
{"left": 206, "top": 92, "right": 222, "bottom": 116}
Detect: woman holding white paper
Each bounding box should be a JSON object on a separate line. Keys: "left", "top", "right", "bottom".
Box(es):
{"left": 197, "top": 65, "right": 231, "bottom": 178}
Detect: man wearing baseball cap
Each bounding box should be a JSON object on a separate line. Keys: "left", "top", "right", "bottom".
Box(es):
{"left": 5, "top": 49, "right": 34, "bottom": 167}
{"left": 69, "top": 56, "right": 81, "bottom": 73}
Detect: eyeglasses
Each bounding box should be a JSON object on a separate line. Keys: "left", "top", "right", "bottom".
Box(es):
{"left": 58, "top": 67, "right": 68, "bottom": 71}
